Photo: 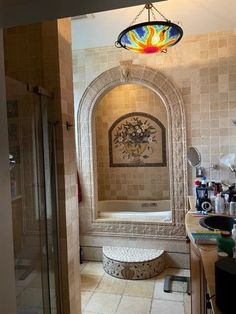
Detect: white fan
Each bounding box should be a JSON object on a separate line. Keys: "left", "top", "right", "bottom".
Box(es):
{"left": 220, "top": 153, "right": 236, "bottom": 173}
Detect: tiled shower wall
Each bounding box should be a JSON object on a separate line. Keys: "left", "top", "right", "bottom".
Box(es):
{"left": 95, "top": 84, "right": 169, "bottom": 200}
{"left": 73, "top": 30, "right": 236, "bottom": 192}
{"left": 4, "top": 19, "right": 80, "bottom": 314}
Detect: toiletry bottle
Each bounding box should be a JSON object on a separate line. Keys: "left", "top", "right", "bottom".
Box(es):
{"left": 223, "top": 193, "right": 230, "bottom": 214}
{"left": 232, "top": 224, "right": 236, "bottom": 244}
{"left": 195, "top": 179, "right": 203, "bottom": 211}
{"left": 215, "top": 193, "right": 224, "bottom": 214}
{"left": 210, "top": 194, "right": 216, "bottom": 212}
{"left": 201, "top": 176, "right": 207, "bottom": 188}
{"left": 208, "top": 182, "right": 215, "bottom": 211}
{"left": 217, "top": 231, "right": 235, "bottom": 257}
{"left": 230, "top": 195, "right": 236, "bottom": 216}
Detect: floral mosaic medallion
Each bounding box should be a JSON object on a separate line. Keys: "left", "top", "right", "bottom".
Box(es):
{"left": 109, "top": 112, "right": 166, "bottom": 167}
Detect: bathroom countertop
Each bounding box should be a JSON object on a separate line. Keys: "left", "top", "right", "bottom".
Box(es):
{"left": 186, "top": 196, "right": 222, "bottom": 314}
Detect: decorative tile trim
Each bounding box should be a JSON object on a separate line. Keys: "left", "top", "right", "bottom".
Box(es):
{"left": 77, "top": 63, "right": 188, "bottom": 239}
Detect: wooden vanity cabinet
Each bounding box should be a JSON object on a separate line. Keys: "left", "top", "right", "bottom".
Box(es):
{"left": 190, "top": 242, "right": 207, "bottom": 314}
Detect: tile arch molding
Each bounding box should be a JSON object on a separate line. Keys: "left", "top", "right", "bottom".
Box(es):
{"left": 77, "top": 62, "right": 188, "bottom": 239}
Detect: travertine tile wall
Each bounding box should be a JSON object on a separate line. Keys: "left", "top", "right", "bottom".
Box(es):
{"left": 73, "top": 30, "right": 236, "bottom": 192}
{"left": 95, "top": 84, "right": 170, "bottom": 200}
{"left": 56, "top": 19, "right": 81, "bottom": 314}
{"left": 72, "top": 30, "right": 236, "bottom": 267}
{"left": 4, "top": 19, "right": 80, "bottom": 314}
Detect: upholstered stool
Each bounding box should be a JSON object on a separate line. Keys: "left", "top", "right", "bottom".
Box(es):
{"left": 103, "top": 246, "right": 165, "bottom": 280}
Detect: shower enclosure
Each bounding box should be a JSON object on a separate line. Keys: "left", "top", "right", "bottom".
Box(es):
{"left": 6, "top": 76, "right": 61, "bottom": 314}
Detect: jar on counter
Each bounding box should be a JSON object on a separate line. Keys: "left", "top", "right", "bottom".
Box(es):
{"left": 217, "top": 231, "right": 235, "bottom": 257}
{"left": 217, "top": 252, "right": 228, "bottom": 260}
{"left": 230, "top": 195, "right": 236, "bottom": 216}
{"left": 232, "top": 224, "right": 236, "bottom": 243}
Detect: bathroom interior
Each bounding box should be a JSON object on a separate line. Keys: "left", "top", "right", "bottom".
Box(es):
{"left": 1, "top": 0, "right": 236, "bottom": 313}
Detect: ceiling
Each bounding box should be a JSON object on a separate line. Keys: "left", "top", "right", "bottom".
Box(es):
{"left": 1, "top": 0, "right": 152, "bottom": 28}
{"left": 72, "top": 0, "right": 236, "bottom": 50}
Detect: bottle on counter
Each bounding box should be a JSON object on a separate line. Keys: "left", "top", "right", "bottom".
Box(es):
{"left": 232, "top": 224, "right": 236, "bottom": 244}
{"left": 229, "top": 195, "right": 236, "bottom": 216}
{"left": 233, "top": 247, "right": 236, "bottom": 259}
{"left": 223, "top": 193, "right": 230, "bottom": 214}
{"left": 215, "top": 193, "right": 225, "bottom": 214}
{"left": 208, "top": 182, "right": 216, "bottom": 210}
{"left": 217, "top": 231, "right": 235, "bottom": 258}
{"left": 201, "top": 176, "right": 207, "bottom": 188}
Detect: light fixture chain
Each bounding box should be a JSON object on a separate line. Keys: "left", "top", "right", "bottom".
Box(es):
{"left": 150, "top": 8, "right": 157, "bottom": 21}
{"left": 129, "top": 5, "right": 146, "bottom": 26}
{"left": 151, "top": 4, "right": 169, "bottom": 22}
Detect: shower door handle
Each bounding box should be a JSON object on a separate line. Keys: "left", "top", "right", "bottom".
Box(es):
{"left": 9, "top": 154, "right": 16, "bottom": 170}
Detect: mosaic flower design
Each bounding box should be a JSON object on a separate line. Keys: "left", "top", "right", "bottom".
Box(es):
{"left": 114, "top": 116, "right": 157, "bottom": 162}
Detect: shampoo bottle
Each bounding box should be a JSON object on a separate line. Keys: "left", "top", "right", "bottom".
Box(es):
{"left": 230, "top": 195, "right": 236, "bottom": 216}
{"left": 215, "top": 194, "right": 224, "bottom": 214}
{"left": 232, "top": 224, "right": 236, "bottom": 244}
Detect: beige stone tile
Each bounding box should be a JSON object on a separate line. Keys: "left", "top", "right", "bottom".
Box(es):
{"left": 184, "top": 293, "right": 192, "bottom": 314}
{"left": 81, "top": 291, "right": 93, "bottom": 310}
{"left": 163, "top": 268, "right": 190, "bottom": 277}
{"left": 152, "top": 271, "right": 166, "bottom": 282}
{"left": 81, "top": 262, "right": 105, "bottom": 276}
{"left": 80, "top": 274, "right": 102, "bottom": 291}
{"left": 116, "top": 295, "right": 152, "bottom": 314}
{"left": 172, "top": 281, "right": 188, "bottom": 293}
{"left": 151, "top": 299, "right": 185, "bottom": 314}
{"left": 96, "top": 276, "right": 126, "bottom": 294}
{"left": 80, "top": 261, "right": 88, "bottom": 272}
{"left": 153, "top": 281, "right": 184, "bottom": 301}
{"left": 27, "top": 273, "right": 42, "bottom": 289}
{"left": 84, "top": 292, "right": 121, "bottom": 314}
{"left": 153, "top": 268, "right": 189, "bottom": 284}
{"left": 19, "top": 287, "right": 43, "bottom": 307}
{"left": 123, "top": 280, "right": 154, "bottom": 298}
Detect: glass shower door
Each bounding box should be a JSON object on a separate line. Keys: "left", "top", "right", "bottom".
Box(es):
{"left": 6, "top": 77, "right": 59, "bottom": 314}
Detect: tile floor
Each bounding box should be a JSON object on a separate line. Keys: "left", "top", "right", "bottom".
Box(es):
{"left": 16, "top": 269, "right": 56, "bottom": 314}
{"left": 80, "top": 261, "right": 191, "bottom": 314}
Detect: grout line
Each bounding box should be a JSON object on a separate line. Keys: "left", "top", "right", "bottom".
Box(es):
{"left": 81, "top": 261, "right": 191, "bottom": 314}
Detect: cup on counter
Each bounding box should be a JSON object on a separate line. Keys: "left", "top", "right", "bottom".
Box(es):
{"left": 217, "top": 251, "right": 228, "bottom": 260}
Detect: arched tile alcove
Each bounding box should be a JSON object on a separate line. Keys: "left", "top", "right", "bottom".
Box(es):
{"left": 77, "top": 62, "right": 188, "bottom": 239}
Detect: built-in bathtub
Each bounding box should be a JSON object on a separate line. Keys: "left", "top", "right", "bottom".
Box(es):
{"left": 97, "top": 200, "right": 171, "bottom": 222}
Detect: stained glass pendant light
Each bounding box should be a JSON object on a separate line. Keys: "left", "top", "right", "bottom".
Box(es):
{"left": 115, "top": 2, "right": 183, "bottom": 54}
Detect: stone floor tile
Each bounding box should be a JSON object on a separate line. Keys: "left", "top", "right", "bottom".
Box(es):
{"left": 81, "top": 291, "right": 93, "bottom": 310}
{"left": 81, "top": 262, "right": 105, "bottom": 276}
{"left": 123, "top": 280, "right": 154, "bottom": 298}
{"left": 184, "top": 293, "right": 191, "bottom": 314}
{"left": 151, "top": 299, "right": 185, "bottom": 314}
{"left": 96, "top": 276, "right": 126, "bottom": 294}
{"left": 116, "top": 296, "right": 152, "bottom": 314}
{"left": 84, "top": 292, "right": 121, "bottom": 314}
{"left": 81, "top": 274, "right": 102, "bottom": 291}
{"left": 153, "top": 281, "right": 184, "bottom": 301}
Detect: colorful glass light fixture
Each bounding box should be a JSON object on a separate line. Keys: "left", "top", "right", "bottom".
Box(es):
{"left": 115, "top": 3, "right": 183, "bottom": 54}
